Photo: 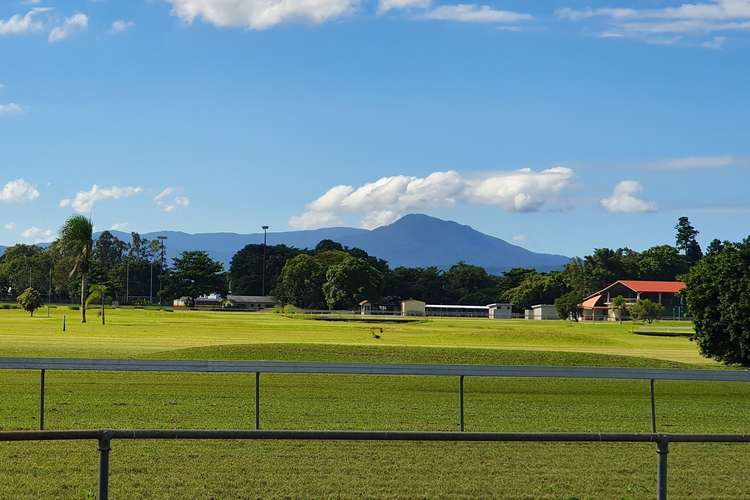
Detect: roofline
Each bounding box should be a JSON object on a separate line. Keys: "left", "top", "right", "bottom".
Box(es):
{"left": 581, "top": 280, "right": 685, "bottom": 301}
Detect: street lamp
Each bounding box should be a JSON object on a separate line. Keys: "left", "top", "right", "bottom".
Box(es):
{"left": 261, "top": 226, "right": 269, "bottom": 296}
{"left": 158, "top": 236, "right": 168, "bottom": 305}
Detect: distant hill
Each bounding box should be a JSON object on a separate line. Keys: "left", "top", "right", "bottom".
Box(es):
{"left": 104, "top": 214, "right": 569, "bottom": 274}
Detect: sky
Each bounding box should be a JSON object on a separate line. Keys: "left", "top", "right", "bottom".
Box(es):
{"left": 1, "top": 0, "right": 749, "bottom": 258}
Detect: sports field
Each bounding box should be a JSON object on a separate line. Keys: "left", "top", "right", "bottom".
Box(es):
{"left": 1, "top": 308, "right": 749, "bottom": 498}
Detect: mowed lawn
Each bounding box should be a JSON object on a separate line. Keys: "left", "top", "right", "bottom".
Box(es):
{"left": 1, "top": 308, "right": 750, "bottom": 498}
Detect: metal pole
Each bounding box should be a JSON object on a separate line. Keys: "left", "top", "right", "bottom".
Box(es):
{"left": 656, "top": 437, "right": 668, "bottom": 500}
{"left": 255, "top": 372, "right": 260, "bottom": 430}
{"left": 650, "top": 379, "right": 657, "bottom": 433}
{"left": 125, "top": 260, "right": 129, "bottom": 305}
{"left": 39, "top": 369, "right": 45, "bottom": 430}
{"left": 459, "top": 375, "right": 465, "bottom": 432}
{"left": 98, "top": 436, "right": 111, "bottom": 500}
{"left": 261, "top": 226, "right": 269, "bottom": 296}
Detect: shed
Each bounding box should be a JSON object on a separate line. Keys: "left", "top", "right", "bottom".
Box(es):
{"left": 531, "top": 304, "right": 558, "bottom": 320}
{"left": 401, "top": 299, "right": 426, "bottom": 317}
{"left": 487, "top": 303, "right": 513, "bottom": 320}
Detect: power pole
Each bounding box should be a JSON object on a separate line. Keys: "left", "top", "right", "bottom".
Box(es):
{"left": 261, "top": 226, "right": 269, "bottom": 296}
{"left": 157, "top": 236, "right": 168, "bottom": 305}
{"left": 125, "top": 260, "right": 129, "bottom": 305}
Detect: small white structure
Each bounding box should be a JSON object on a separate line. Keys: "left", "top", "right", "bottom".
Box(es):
{"left": 530, "top": 304, "right": 558, "bottom": 320}
{"left": 224, "top": 295, "right": 277, "bottom": 310}
{"left": 401, "top": 299, "right": 426, "bottom": 317}
{"left": 524, "top": 309, "right": 533, "bottom": 320}
{"left": 360, "top": 300, "right": 372, "bottom": 316}
{"left": 488, "top": 303, "right": 512, "bottom": 320}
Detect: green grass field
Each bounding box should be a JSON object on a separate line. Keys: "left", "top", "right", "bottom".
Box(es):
{"left": 1, "top": 308, "right": 749, "bottom": 498}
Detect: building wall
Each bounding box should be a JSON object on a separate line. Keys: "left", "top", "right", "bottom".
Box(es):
{"left": 401, "top": 300, "right": 426, "bottom": 317}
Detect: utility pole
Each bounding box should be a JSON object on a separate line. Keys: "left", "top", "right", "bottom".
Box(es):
{"left": 158, "top": 236, "right": 168, "bottom": 306}
{"left": 47, "top": 264, "right": 52, "bottom": 318}
{"left": 261, "top": 226, "right": 269, "bottom": 296}
{"left": 125, "top": 260, "right": 129, "bottom": 305}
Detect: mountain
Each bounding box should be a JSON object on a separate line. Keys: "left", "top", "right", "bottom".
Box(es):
{"left": 103, "top": 214, "right": 569, "bottom": 274}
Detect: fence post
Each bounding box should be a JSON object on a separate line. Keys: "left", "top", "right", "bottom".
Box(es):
{"left": 255, "top": 372, "right": 260, "bottom": 430}
{"left": 98, "top": 434, "right": 111, "bottom": 500}
{"left": 650, "top": 379, "right": 657, "bottom": 433}
{"left": 656, "top": 436, "right": 668, "bottom": 500}
{"left": 459, "top": 376, "right": 465, "bottom": 432}
{"left": 39, "top": 369, "right": 45, "bottom": 430}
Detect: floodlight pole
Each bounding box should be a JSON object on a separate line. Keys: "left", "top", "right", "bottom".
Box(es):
{"left": 261, "top": 226, "right": 269, "bottom": 296}
{"left": 157, "top": 236, "right": 168, "bottom": 305}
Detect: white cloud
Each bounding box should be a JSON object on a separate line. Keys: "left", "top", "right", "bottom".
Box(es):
{"left": 557, "top": 0, "right": 750, "bottom": 39}
{"left": 48, "top": 13, "right": 88, "bottom": 43}
{"left": 21, "top": 227, "right": 54, "bottom": 243}
{"left": 110, "top": 19, "right": 135, "bottom": 33}
{"left": 60, "top": 185, "right": 142, "bottom": 213}
{"left": 643, "top": 155, "right": 743, "bottom": 170}
{"left": 167, "top": 0, "right": 357, "bottom": 30}
{"left": 378, "top": 0, "right": 432, "bottom": 14}
{"left": 290, "top": 167, "right": 574, "bottom": 229}
{"left": 0, "top": 8, "right": 49, "bottom": 36}
{"left": 702, "top": 35, "right": 727, "bottom": 47}
{"left": 422, "top": 4, "right": 533, "bottom": 23}
{"left": 0, "top": 103, "right": 24, "bottom": 115}
{"left": 154, "top": 187, "right": 190, "bottom": 213}
{"left": 512, "top": 234, "right": 528, "bottom": 243}
{"left": 4, "top": 223, "right": 17, "bottom": 231}
{"left": 600, "top": 180, "right": 657, "bottom": 213}
{"left": 110, "top": 222, "right": 129, "bottom": 231}
{"left": 0, "top": 179, "right": 40, "bottom": 203}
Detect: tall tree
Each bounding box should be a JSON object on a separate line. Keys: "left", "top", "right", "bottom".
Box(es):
{"left": 229, "top": 244, "right": 300, "bottom": 296}
{"left": 675, "top": 216, "right": 703, "bottom": 263}
{"left": 59, "top": 215, "right": 93, "bottom": 323}
{"left": 163, "top": 251, "right": 226, "bottom": 301}
{"left": 275, "top": 254, "right": 327, "bottom": 309}
{"left": 322, "top": 255, "right": 384, "bottom": 310}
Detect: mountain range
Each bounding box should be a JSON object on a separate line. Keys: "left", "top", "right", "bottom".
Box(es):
{"left": 1, "top": 214, "right": 570, "bottom": 274}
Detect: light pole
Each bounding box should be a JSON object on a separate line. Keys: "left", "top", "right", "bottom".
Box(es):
{"left": 261, "top": 226, "right": 269, "bottom": 296}
{"left": 157, "top": 236, "right": 168, "bottom": 305}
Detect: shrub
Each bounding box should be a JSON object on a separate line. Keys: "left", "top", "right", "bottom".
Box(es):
{"left": 629, "top": 299, "right": 663, "bottom": 324}
{"left": 17, "top": 288, "right": 44, "bottom": 317}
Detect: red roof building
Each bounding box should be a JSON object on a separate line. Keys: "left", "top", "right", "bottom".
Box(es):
{"left": 578, "top": 280, "right": 687, "bottom": 321}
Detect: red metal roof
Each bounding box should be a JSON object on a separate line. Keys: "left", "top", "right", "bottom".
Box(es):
{"left": 579, "top": 294, "right": 602, "bottom": 309}
{"left": 618, "top": 280, "right": 686, "bottom": 293}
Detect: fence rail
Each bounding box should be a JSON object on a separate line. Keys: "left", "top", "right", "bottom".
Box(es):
{"left": 3, "top": 358, "right": 750, "bottom": 499}
{"left": 1, "top": 429, "right": 750, "bottom": 500}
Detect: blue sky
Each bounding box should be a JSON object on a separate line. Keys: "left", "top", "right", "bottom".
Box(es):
{"left": 1, "top": 0, "right": 749, "bottom": 257}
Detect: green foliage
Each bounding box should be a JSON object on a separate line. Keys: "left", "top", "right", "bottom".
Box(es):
{"left": 163, "top": 251, "right": 226, "bottom": 300}
{"left": 504, "top": 273, "right": 565, "bottom": 311}
{"left": 629, "top": 299, "right": 664, "bottom": 324}
{"left": 229, "top": 244, "right": 301, "bottom": 296}
{"left": 611, "top": 295, "right": 628, "bottom": 323}
{"left": 16, "top": 287, "right": 43, "bottom": 316}
{"left": 59, "top": 215, "right": 94, "bottom": 323}
{"left": 675, "top": 216, "right": 703, "bottom": 263}
{"left": 684, "top": 238, "right": 750, "bottom": 365}
{"left": 275, "top": 254, "right": 327, "bottom": 308}
{"left": 322, "top": 255, "right": 384, "bottom": 310}
{"left": 554, "top": 290, "right": 583, "bottom": 320}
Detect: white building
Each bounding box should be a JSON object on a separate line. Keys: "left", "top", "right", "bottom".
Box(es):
{"left": 529, "top": 304, "right": 558, "bottom": 320}
{"left": 488, "top": 303, "right": 513, "bottom": 319}
{"left": 401, "top": 299, "right": 426, "bottom": 317}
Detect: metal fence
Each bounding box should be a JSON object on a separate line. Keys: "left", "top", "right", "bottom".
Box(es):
{"left": 2, "top": 358, "right": 750, "bottom": 499}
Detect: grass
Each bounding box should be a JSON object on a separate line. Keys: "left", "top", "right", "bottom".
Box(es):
{"left": 1, "top": 308, "right": 749, "bottom": 498}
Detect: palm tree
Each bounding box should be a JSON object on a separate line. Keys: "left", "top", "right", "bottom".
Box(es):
{"left": 86, "top": 284, "right": 108, "bottom": 325}
{"left": 59, "top": 215, "right": 93, "bottom": 323}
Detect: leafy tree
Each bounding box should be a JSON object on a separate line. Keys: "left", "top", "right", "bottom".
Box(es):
{"left": 229, "top": 244, "right": 300, "bottom": 296}
{"left": 629, "top": 299, "right": 663, "bottom": 324}
{"left": 383, "top": 266, "right": 446, "bottom": 303}
{"left": 322, "top": 255, "right": 384, "bottom": 310}
{"left": 444, "top": 262, "right": 496, "bottom": 304}
{"left": 86, "top": 284, "right": 109, "bottom": 325}
{"left": 315, "top": 240, "right": 344, "bottom": 252}
{"left": 675, "top": 216, "right": 703, "bottom": 263}
{"left": 554, "top": 290, "right": 583, "bottom": 320}
{"left": 705, "top": 239, "right": 726, "bottom": 256}
{"left": 683, "top": 238, "right": 750, "bottom": 365}
{"left": 275, "top": 254, "right": 326, "bottom": 309}
{"left": 638, "top": 245, "right": 688, "bottom": 281}
{"left": 504, "top": 273, "right": 565, "bottom": 311}
{"left": 16, "top": 287, "right": 43, "bottom": 317}
{"left": 59, "top": 215, "right": 94, "bottom": 323}
{"left": 611, "top": 295, "right": 628, "bottom": 323}
{"left": 163, "top": 251, "right": 226, "bottom": 300}
{"left": 0, "top": 244, "right": 51, "bottom": 298}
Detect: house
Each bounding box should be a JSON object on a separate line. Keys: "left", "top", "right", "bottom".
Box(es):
{"left": 578, "top": 280, "right": 686, "bottom": 321}
{"left": 488, "top": 303, "right": 513, "bottom": 319}
{"left": 401, "top": 299, "right": 426, "bottom": 317}
{"left": 174, "top": 294, "right": 224, "bottom": 309}
{"left": 224, "top": 295, "right": 278, "bottom": 311}
{"left": 528, "top": 304, "right": 558, "bottom": 320}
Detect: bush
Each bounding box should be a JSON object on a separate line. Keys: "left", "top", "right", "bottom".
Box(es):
{"left": 69, "top": 305, "right": 80, "bottom": 311}
{"left": 17, "top": 288, "right": 43, "bottom": 317}
{"left": 684, "top": 238, "right": 750, "bottom": 366}
{"left": 629, "top": 299, "right": 664, "bottom": 324}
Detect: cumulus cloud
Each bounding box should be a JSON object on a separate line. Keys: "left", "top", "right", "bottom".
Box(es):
{"left": 0, "top": 8, "right": 49, "bottom": 36}
{"left": 22, "top": 227, "right": 54, "bottom": 243}
{"left": 154, "top": 187, "right": 190, "bottom": 213}
{"left": 110, "top": 20, "right": 135, "bottom": 33}
{"left": 557, "top": 0, "right": 750, "bottom": 41}
{"left": 167, "top": 0, "right": 357, "bottom": 30}
{"left": 290, "top": 167, "right": 574, "bottom": 229}
{"left": 4, "top": 223, "right": 17, "bottom": 231}
{"left": 0, "top": 179, "right": 40, "bottom": 203}
{"left": 48, "top": 13, "right": 88, "bottom": 43}
{"left": 600, "top": 180, "right": 657, "bottom": 213}
{"left": 0, "top": 103, "right": 24, "bottom": 115}
{"left": 422, "top": 4, "right": 533, "bottom": 23}
{"left": 110, "top": 222, "right": 129, "bottom": 231}
{"left": 60, "top": 185, "right": 142, "bottom": 213}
